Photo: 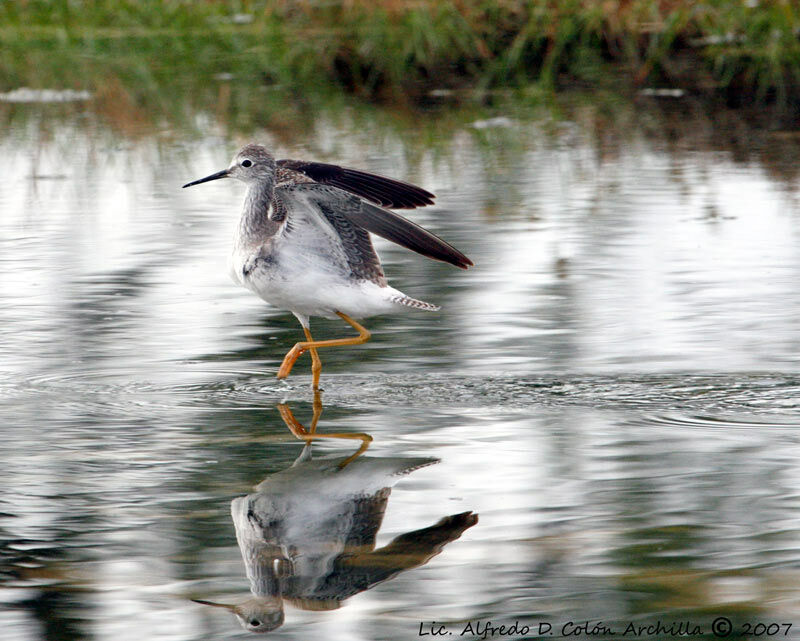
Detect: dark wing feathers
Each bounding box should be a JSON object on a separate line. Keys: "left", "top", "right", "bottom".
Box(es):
{"left": 278, "top": 159, "right": 435, "bottom": 209}
{"left": 315, "top": 199, "right": 387, "bottom": 285}
{"left": 290, "top": 184, "right": 471, "bottom": 270}
{"left": 348, "top": 201, "right": 473, "bottom": 270}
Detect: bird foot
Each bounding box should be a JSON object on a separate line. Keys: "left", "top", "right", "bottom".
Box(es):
{"left": 276, "top": 344, "right": 307, "bottom": 379}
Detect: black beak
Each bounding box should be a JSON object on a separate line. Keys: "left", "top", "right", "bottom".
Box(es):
{"left": 182, "top": 169, "right": 230, "bottom": 188}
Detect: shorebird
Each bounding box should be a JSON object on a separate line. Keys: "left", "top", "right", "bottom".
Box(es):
{"left": 192, "top": 439, "right": 477, "bottom": 633}
{"left": 183, "top": 144, "right": 472, "bottom": 388}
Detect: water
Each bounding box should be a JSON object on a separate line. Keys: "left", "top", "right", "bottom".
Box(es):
{"left": 3, "top": 94, "right": 800, "bottom": 640}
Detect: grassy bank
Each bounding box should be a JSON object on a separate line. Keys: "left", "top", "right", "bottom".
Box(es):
{"left": 1, "top": 0, "right": 799, "bottom": 107}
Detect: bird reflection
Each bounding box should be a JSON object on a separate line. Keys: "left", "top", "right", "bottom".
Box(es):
{"left": 278, "top": 390, "right": 373, "bottom": 468}
{"left": 193, "top": 401, "right": 477, "bottom": 633}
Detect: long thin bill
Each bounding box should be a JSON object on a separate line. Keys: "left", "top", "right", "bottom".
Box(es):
{"left": 182, "top": 168, "right": 229, "bottom": 188}
{"left": 190, "top": 599, "right": 237, "bottom": 611}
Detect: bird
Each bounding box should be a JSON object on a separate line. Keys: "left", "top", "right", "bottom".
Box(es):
{"left": 192, "top": 440, "right": 477, "bottom": 633}
{"left": 183, "top": 144, "right": 472, "bottom": 389}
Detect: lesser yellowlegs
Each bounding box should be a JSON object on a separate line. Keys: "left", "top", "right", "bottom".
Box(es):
{"left": 183, "top": 144, "right": 472, "bottom": 388}
{"left": 192, "top": 435, "right": 476, "bottom": 633}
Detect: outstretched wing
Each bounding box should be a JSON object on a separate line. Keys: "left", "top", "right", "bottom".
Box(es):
{"left": 277, "top": 159, "right": 435, "bottom": 209}
{"left": 275, "top": 185, "right": 387, "bottom": 285}
{"left": 299, "top": 511, "right": 478, "bottom": 603}
{"left": 278, "top": 184, "right": 473, "bottom": 270}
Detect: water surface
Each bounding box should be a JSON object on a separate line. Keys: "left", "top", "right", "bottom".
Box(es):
{"left": 3, "top": 93, "right": 800, "bottom": 640}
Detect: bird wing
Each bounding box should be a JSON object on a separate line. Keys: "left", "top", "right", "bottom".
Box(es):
{"left": 296, "top": 511, "right": 478, "bottom": 602}
{"left": 275, "top": 185, "right": 387, "bottom": 285}
{"left": 277, "top": 183, "right": 473, "bottom": 270}
{"left": 277, "top": 159, "right": 435, "bottom": 209}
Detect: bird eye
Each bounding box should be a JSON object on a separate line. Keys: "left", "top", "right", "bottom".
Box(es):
{"left": 241, "top": 159, "right": 252, "bottom": 168}
{"left": 249, "top": 619, "right": 261, "bottom": 627}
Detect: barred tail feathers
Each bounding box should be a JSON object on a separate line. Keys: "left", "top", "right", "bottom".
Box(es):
{"left": 389, "top": 294, "right": 440, "bottom": 311}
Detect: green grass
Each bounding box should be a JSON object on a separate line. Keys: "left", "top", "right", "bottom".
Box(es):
{"left": 1, "top": 1, "right": 798, "bottom": 114}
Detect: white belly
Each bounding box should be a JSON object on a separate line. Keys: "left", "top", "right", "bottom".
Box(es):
{"left": 230, "top": 245, "right": 401, "bottom": 323}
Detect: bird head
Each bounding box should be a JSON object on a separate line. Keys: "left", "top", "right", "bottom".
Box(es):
{"left": 192, "top": 595, "right": 285, "bottom": 633}
{"left": 183, "top": 144, "right": 276, "bottom": 188}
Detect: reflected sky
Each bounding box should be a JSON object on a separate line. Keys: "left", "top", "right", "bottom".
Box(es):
{"left": 190, "top": 408, "right": 476, "bottom": 634}
{"left": 4, "top": 396, "right": 800, "bottom": 640}
{"left": 3, "top": 101, "right": 800, "bottom": 390}
{"left": 3, "top": 94, "right": 800, "bottom": 640}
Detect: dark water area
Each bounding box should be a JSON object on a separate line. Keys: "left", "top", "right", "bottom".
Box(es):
{"left": 3, "top": 88, "right": 800, "bottom": 640}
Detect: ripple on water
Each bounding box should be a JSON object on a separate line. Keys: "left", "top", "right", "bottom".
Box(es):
{"left": 5, "top": 370, "right": 800, "bottom": 419}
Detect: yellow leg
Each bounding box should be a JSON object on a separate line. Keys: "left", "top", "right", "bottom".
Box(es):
{"left": 309, "top": 387, "right": 322, "bottom": 433}
{"left": 277, "top": 312, "right": 371, "bottom": 386}
{"left": 277, "top": 391, "right": 372, "bottom": 468}
{"left": 303, "top": 327, "right": 322, "bottom": 390}
{"left": 277, "top": 389, "right": 324, "bottom": 438}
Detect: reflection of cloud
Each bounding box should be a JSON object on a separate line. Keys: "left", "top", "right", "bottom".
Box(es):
{"left": 194, "top": 444, "right": 476, "bottom": 633}
{"left": 4, "top": 99, "right": 800, "bottom": 385}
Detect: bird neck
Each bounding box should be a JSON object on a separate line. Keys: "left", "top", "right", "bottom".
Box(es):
{"left": 241, "top": 539, "right": 284, "bottom": 597}
{"left": 238, "top": 178, "right": 276, "bottom": 244}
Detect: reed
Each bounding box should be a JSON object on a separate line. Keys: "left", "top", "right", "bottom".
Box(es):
{"left": 1, "top": 1, "right": 797, "bottom": 104}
